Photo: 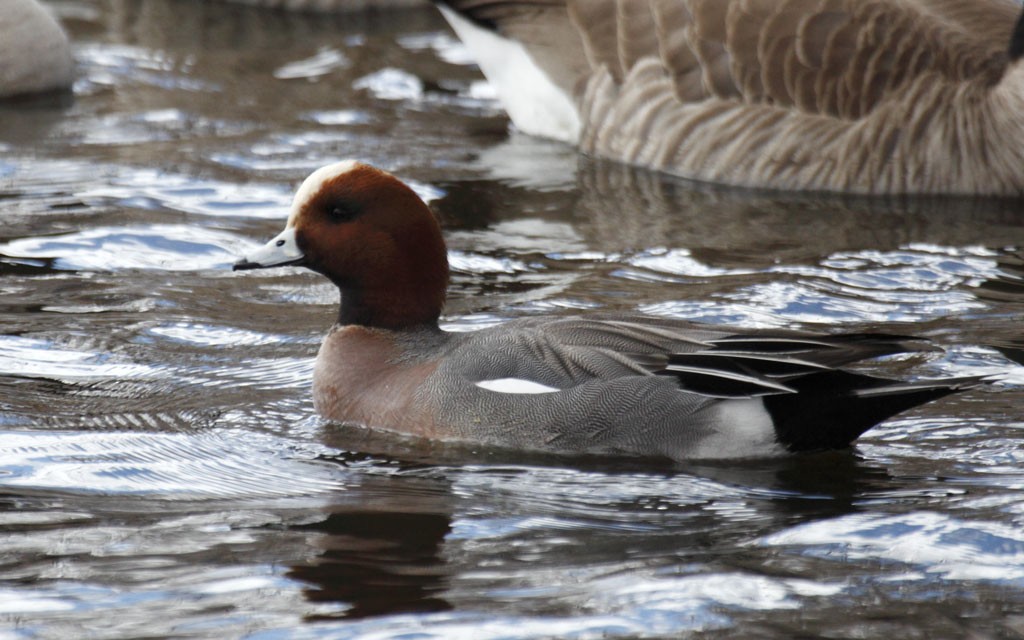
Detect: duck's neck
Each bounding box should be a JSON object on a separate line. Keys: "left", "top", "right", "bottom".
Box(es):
{"left": 336, "top": 288, "right": 438, "bottom": 330}
{"left": 336, "top": 264, "right": 448, "bottom": 331}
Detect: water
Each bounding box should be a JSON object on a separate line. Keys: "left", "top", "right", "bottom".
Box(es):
{"left": 3, "top": 1, "right": 1024, "bottom": 637}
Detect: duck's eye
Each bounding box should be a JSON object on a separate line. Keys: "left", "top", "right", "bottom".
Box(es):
{"left": 326, "top": 201, "right": 360, "bottom": 223}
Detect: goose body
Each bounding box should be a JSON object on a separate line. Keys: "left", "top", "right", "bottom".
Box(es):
{"left": 438, "top": 0, "right": 1024, "bottom": 195}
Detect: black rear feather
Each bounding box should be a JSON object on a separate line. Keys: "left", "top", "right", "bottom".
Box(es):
{"left": 764, "top": 371, "right": 980, "bottom": 452}
{"left": 651, "top": 331, "right": 987, "bottom": 452}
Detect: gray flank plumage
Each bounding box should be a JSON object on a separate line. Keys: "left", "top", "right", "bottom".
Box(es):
{"left": 421, "top": 316, "right": 981, "bottom": 459}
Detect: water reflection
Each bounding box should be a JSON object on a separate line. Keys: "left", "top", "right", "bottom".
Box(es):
{"left": 975, "top": 250, "right": 1024, "bottom": 307}
{"left": 435, "top": 161, "right": 1020, "bottom": 329}
{"left": 449, "top": 152, "right": 1024, "bottom": 261}
{"left": 288, "top": 500, "right": 454, "bottom": 619}
{"left": 278, "top": 451, "right": 877, "bottom": 630}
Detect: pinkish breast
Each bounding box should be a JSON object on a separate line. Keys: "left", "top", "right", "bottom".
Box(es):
{"left": 311, "top": 325, "right": 441, "bottom": 437}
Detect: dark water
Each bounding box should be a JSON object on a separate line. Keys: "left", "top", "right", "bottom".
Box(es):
{"left": 3, "top": 1, "right": 1024, "bottom": 637}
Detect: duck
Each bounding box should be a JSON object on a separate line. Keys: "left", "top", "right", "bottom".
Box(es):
{"left": 234, "top": 160, "right": 985, "bottom": 461}
{"left": 435, "top": 0, "right": 1024, "bottom": 196}
{"left": 0, "top": 0, "right": 74, "bottom": 99}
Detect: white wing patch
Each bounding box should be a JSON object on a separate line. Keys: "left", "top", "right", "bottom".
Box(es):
{"left": 475, "top": 378, "right": 561, "bottom": 394}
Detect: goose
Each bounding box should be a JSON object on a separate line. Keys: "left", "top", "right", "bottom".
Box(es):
{"left": 436, "top": 0, "right": 1024, "bottom": 196}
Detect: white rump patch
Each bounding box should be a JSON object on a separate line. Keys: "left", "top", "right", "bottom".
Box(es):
{"left": 475, "top": 378, "right": 561, "bottom": 394}
{"left": 691, "top": 398, "right": 785, "bottom": 459}
{"left": 438, "top": 5, "right": 582, "bottom": 143}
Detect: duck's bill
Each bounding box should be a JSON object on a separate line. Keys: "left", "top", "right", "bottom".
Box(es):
{"left": 233, "top": 227, "right": 305, "bottom": 271}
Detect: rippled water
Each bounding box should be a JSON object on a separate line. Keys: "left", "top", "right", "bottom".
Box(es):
{"left": 3, "top": 1, "right": 1024, "bottom": 637}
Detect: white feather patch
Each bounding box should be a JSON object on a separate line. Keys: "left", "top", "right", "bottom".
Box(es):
{"left": 475, "top": 378, "right": 561, "bottom": 394}
{"left": 438, "top": 5, "right": 582, "bottom": 144}
{"left": 691, "top": 398, "right": 785, "bottom": 459}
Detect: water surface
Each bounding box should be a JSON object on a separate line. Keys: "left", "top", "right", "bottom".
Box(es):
{"left": 3, "top": 1, "right": 1024, "bottom": 637}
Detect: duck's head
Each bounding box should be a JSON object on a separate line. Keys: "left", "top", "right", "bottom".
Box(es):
{"left": 234, "top": 161, "right": 449, "bottom": 330}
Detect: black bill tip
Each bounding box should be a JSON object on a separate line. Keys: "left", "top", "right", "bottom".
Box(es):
{"left": 232, "top": 258, "right": 261, "bottom": 271}
{"left": 232, "top": 256, "right": 306, "bottom": 271}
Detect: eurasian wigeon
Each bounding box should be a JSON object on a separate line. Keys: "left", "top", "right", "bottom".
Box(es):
{"left": 234, "top": 161, "right": 983, "bottom": 461}
{"left": 436, "top": 0, "right": 1024, "bottom": 195}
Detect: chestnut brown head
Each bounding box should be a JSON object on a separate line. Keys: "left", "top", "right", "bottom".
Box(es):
{"left": 235, "top": 161, "right": 450, "bottom": 329}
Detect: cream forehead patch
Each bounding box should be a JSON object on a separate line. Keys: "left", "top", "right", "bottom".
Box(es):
{"left": 287, "top": 160, "right": 364, "bottom": 225}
